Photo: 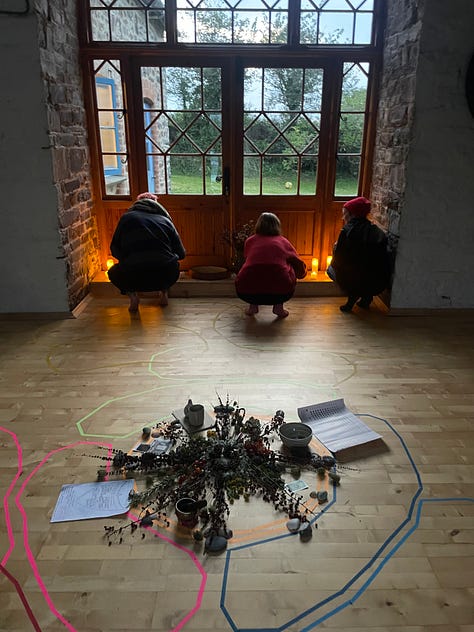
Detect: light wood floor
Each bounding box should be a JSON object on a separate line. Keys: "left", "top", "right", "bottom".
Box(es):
{"left": 1, "top": 295, "right": 473, "bottom": 632}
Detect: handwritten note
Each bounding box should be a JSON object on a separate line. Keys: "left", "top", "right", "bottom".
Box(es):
{"left": 50, "top": 479, "right": 135, "bottom": 523}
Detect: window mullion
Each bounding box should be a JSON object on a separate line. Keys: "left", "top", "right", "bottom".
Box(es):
{"left": 287, "top": 0, "right": 301, "bottom": 46}
{"left": 165, "top": 0, "right": 177, "bottom": 46}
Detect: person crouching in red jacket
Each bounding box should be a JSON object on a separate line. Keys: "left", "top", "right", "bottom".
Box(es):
{"left": 235, "top": 212, "right": 306, "bottom": 319}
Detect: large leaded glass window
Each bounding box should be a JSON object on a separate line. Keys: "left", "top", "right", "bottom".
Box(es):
{"left": 82, "top": 1, "right": 381, "bottom": 200}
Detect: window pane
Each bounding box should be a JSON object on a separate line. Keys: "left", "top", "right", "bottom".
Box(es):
{"left": 341, "top": 63, "right": 368, "bottom": 110}
{"left": 177, "top": 1, "right": 288, "bottom": 44}
{"left": 110, "top": 10, "right": 147, "bottom": 41}
{"left": 244, "top": 157, "right": 261, "bottom": 194}
{"left": 354, "top": 11, "right": 373, "bottom": 44}
{"left": 87, "top": 1, "right": 374, "bottom": 46}
{"left": 103, "top": 152, "right": 119, "bottom": 170}
{"left": 141, "top": 65, "right": 222, "bottom": 195}
{"left": 335, "top": 156, "right": 360, "bottom": 196}
{"left": 94, "top": 60, "right": 130, "bottom": 195}
{"left": 334, "top": 61, "right": 369, "bottom": 196}
{"left": 94, "top": 61, "right": 123, "bottom": 109}
{"left": 99, "top": 127, "right": 118, "bottom": 154}
{"left": 300, "top": 0, "right": 374, "bottom": 45}
{"left": 338, "top": 113, "right": 365, "bottom": 153}
{"left": 262, "top": 156, "right": 296, "bottom": 195}
{"left": 90, "top": 2, "right": 165, "bottom": 43}
{"left": 98, "top": 109, "right": 115, "bottom": 129}
{"left": 301, "top": 157, "right": 317, "bottom": 195}
{"left": 244, "top": 66, "right": 322, "bottom": 195}
{"left": 90, "top": 10, "right": 110, "bottom": 41}
{"left": 319, "top": 12, "right": 354, "bottom": 44}
{"left": 206, "top": 156, "right": 223, "bottom": 194}
{"left": 169, "top": 156, "right": 203, "bottom": 194}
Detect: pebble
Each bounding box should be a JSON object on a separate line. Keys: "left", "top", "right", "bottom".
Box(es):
{"left": 205, "top": 535, "right": 228, "bottom": 553}
{"left": 316, "top": 491, "right": 328, "bottom": 503}
{"left": 286, "top": 518, "right": 301, "bottom": 532}
{"left": 299, "top": 523, "right": 312, "bottom": 541}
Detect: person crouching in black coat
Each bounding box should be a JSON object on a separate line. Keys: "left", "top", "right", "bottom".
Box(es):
{"left": 327, "top": 197, "right": 391, "bottom": 313}
{"left": 108, "top": 192, "right": 186, "bottom": 312}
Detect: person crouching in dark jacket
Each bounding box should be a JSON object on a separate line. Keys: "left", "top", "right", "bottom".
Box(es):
{"left": 327, "top": 197, "right": 391, "bottom": 313}
{"left": 108, "top": 192, "right": 186, "bottom": 312}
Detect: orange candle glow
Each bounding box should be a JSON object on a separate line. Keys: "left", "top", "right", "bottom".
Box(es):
{"left": 311, "top": 258, "right": 319, "bottom": 274}
{"left": 326, "top": 255, "right": 332, "bottom": 268}
{"left": 106, "top": 258, "right": 115, "bottom": 270}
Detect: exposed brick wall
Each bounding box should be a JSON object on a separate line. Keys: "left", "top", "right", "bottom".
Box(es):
{"left": 371, "top": 0, "right": 425, "bottom": 249}
{"left": 35, "top": 0, "right": 100, "bottom": 310}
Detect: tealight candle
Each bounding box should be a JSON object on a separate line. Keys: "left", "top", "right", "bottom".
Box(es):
{"left": 311, "top": 257, "right": 319, "bottom": 274}
{"left": 326, "top": 255, "right": 332, "bottom": 268}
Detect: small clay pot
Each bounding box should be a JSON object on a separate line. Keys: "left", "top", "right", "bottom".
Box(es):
{"left": 175, "top": 497, "right": 199, "bottom": 528}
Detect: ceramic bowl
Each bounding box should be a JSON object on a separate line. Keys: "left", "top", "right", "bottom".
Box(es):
{"left": 279, "top": 422, "right": 312, "bottom": 448}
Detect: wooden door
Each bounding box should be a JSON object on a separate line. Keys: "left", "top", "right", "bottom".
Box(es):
{"left": 123, "top": 56, "right": 333, "bottom": 272}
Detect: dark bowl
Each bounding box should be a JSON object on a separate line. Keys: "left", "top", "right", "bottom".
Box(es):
{"left": 279, "top": 422, "right": 312, "bottom": 448}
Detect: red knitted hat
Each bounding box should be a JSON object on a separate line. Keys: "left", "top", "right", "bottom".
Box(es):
{"left": 137, "top": 192, "right": 158, "bottom": 202}
{"left": 343, "top": 196, "right": 371, "bottom": 217}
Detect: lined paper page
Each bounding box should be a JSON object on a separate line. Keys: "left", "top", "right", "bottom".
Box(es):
{"left": 297, "top": 399, "right": 381, "bottom": 453}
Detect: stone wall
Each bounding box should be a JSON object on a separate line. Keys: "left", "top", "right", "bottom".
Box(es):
{"left": 370, "top": 0, "right": 424, "bottom": 244}
{"left": 388, "top": 0, "right": 474, "bottom": 308}
{"left": 35, "top": 0, "right": 99, "bottom": 309}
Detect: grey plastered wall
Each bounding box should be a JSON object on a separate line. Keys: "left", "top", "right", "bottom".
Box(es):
{"left": 390, "top": 0, "right": 474, "bottom": 308}
{"left": 0, "top": 9, "right": 69, "bottom": 314}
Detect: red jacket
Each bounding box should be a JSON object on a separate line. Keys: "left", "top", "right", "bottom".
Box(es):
{"left": 235, "top": 234, "right": 300, "bottom": 295}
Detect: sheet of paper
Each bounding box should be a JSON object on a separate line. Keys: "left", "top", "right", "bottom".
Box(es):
{"left": 50, "top": 479, "right": 135, "bottom": 523}
{"left": 131, "top": 438, "right": 172, "bottom": 454}
{"left": 297, "top": 398, "right": 381, "bottom": 453}
{"left": 147, "top": 438, "right": 172, "bottom": 455}
{"left": 285, "top": 479, "right": 309, "bottom": 492}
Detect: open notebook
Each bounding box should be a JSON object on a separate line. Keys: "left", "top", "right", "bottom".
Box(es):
{"left": 297, "top": 398, "right": 384, "bottom": 460}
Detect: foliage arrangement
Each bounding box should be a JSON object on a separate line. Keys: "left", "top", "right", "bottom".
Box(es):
{"left": 93, "top": 397, "right": 338, "bottom": 550}
{"left": 221, "top": 221, "right": 255, "bottom": 272}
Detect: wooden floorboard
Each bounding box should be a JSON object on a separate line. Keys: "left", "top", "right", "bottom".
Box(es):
{"left": 0, "top": 296, "right": 473, "bottom": 632}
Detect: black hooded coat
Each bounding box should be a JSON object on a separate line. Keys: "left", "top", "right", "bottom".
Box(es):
{"left": 108, "top": 199, "right": 186, "bottom": 293}
{"left": 331, "top": 217, "right": 391, "bottom": 298}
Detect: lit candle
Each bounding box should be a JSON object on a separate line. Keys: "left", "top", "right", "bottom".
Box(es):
{"left": 326, "top": 255, "right": 332, "bottom": 268}
{"left": 311, "top": 258, "right": 319, "bottom": 274}
{"left": 106, "top": 258, "right": 115, "bottom": 270}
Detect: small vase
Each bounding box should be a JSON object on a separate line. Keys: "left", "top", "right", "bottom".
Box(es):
{"left": 231, "top": 250, "right": 245, "bottom": 273}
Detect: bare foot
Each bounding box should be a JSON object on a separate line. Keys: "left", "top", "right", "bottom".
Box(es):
{"left": 128, "top": 292, "right": 139, "bottom": 312}
{"left": 245, "top": 304, "right": 259, "bottom": 316}
{"left": 272, "top": 304, "right": 289, "bottom": 318}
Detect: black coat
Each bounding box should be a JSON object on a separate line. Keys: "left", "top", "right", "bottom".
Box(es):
{"left": 108, "top": 200, "right": 186, "bottom": 293}
{"left": 332, "top": 217, "right": 390, "bottom": 297}
{"left": 110, "top": 200, "right": 185, "bottom": 265}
